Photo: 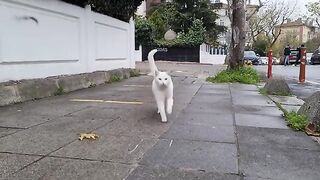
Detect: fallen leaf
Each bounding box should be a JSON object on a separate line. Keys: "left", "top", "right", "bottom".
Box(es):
{"left": 79, "top": 133, "right": 99, "bottom": 141}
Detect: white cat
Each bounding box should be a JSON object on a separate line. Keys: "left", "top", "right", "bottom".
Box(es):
{"left": 148, "top": 49, "right": 174, "bottom": 123}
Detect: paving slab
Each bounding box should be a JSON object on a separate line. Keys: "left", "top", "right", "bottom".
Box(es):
{"left": 175, "top": 112, "right": 234, "bottom": 126}
{"left": 0, "top": 109, "right": 58, "bottom": 129}
{"left": 0, "top": 153, "right": 42, "bottom": 179}
{"left": 184, "top": 103, "right": 233, "bottom": 114}
{"left": 282, "top": 105, "right": 301, "bottom": 113}
{"left": 8, "top": 157, "right": 134, "bottom": 180}
{"left": 201, "top": 84, "right": 230, "bottom": 90}
{"left": 230, "top": 90, "right": 261, "bottom": 96}
{"left": 95, "top": 114, "right": 172, "bottom": 139}
{"left": 229, "top": 84, "right": 258, "bottom": 91}
{"left": 269, "top": 95, "right": 305, "bottom": 106}
{"left": 52, "top": 134, "right": 157, "bottom": 164}
{"left": 232, "top": 95, "right": 275, "bottom": 107}
{"left": 191, "top": 93, "right": 231, "bottom": 103}
{"left": 161, "top": 123, "right": 235, "bottom": 143}
{"left": 127, "top": 165, "right": 240, "bottom": 180}
{"left": 239, "top": 143, "right": 320, "bottom": 180}
{"left": 237, "top": 126, "right": 320, "bottom": 151}
{"left": 65, "top": 106, "right": 141, "bottom": 121}
{"left": 0, "top": 116, "right": 110, "bottom": 155}
{"left": 0, "top": 127, "right": 19, "bottom": 138}
{"left": 140, "top": 139, "right": 238, "bottom": 174}
{"left": 233, "top": 105, "right": 283, "bottom": 117}
{"left": 1, "top": 98, "right": 93, "bottom": 117}
{"left": 235, "top": 113, "right": 289, "bottom": 129}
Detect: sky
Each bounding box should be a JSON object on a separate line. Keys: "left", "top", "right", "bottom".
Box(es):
{"left": 220, "top": 0, "right": 319, "bottom": 18}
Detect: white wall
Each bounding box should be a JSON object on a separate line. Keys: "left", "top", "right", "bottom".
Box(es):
{"left": 134, "top": 45, "right": 142, "bottom": 62}
{"left": 0, "top": 0, "right": 135, "bottom": 82}
{"left": 200, "top": 44, "right": 226, "bottom": 65}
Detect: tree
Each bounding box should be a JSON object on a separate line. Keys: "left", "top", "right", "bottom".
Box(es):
{"left": 148, "top": 10, "right": 167, "bottom": 40}
{"left": 248, "top": 1, "right": 295, "bottom": 49}
{"left": 252, "top": 34, "right": 268, "bottom": 56}
{"left": 149, "top": 0, "right": 225, "bottom": 45}
{"left": 135, "top": 17, "right": 154, "bottom": 47}
{"left": 155, "top": 18, "right": 207, "bottom": 47}
{"left": 228, "top": 0, "right": 246, "bottom": 69}
{"left": 61, "top": 0, "right": 144, "bottom": 22}
{"left": 223, "top": 0, "right": 264, "bottom": 69}
{"left": 306, "top": 2, "right": 320, "bottom": 27}
{"left": 305, "top": 34, "right": 320, "bottom": 52}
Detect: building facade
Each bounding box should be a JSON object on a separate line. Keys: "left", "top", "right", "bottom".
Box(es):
{"left": 275, "top": 18, "right": 316, "bottom": 44}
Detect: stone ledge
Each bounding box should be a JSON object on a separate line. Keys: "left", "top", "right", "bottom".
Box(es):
{"left": 0, "top": 68, "right": 138, "bottom": 106}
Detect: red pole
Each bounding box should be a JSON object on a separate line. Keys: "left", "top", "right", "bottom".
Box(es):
{"left": 267, "top": 49, "right": 273, "bottom": 79}
{"left": 299, "top": 47, "right": 306, "bottom": 83}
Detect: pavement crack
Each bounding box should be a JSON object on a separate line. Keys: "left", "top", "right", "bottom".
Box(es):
{"left": 228, "top": 84, "right": 242, "bottom": 177}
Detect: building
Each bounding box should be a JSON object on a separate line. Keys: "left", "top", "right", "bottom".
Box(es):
{"left": 214, "top": 2, "right": 231, "bottom": 46}
{"left": 136, "top": 0, "right": 166, "bottom": 17}
{"left": 213, "top": 0, "right": 259, "bottom": 46}
{"left": 275, "top": 18, "right": 317, "bottom": 44}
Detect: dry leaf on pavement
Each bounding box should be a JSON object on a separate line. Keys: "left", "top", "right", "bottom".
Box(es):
{"left": 79, "top": 133, "right": 99, "bottom": 141}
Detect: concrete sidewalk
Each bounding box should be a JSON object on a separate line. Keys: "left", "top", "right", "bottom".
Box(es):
{"left": 1, "top": 63, "right": 320, "bottom": 180}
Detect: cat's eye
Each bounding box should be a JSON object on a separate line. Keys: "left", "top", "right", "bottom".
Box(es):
{"left": 164, "top": 78, "right": 167, "bottom": 80}
{"left": 158, "top": 78, "right": 162, "bottom": 80}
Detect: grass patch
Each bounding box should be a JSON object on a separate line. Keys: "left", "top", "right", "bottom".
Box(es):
{"left": 274, "top": 101, "right": 307, "bottom": 131}
{"left": 259, "top": 87, "right": 292, "bottom": 96}
{"left": 130, "top": 69, "right": 140, "bottom": 77}
{"left": 259, "top": 87, "right": 268, "bottom": 96}
{"left": 285, "top": 112, "right": 308, "bottom": 131}
{"left": 110, "top": 74, "right": 121, "bottom": 82}
{"left": 54, "top": 86, "right": 64, "bottom": 96}
{"left": 206, "top": 67, "right": 260, "bottom": 84}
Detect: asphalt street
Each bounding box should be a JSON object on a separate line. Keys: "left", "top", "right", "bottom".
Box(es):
{"left": 255, "top": 65, "right": 320, "bottom": 100}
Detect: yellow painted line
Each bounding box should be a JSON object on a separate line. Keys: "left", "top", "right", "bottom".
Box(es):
{"left": 123, "top": 85, "right": 151, "bottom": 87}
{"left": 70, "top": 99, "right": 143, "bottom": 105}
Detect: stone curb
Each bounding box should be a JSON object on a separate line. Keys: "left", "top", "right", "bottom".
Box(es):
{"left": 0, "top": 68, "right": 138, "bottom": 106}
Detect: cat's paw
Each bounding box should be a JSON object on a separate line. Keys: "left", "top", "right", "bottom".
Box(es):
{"left": 161, "top": 119, "right": 168, "bottom": 123}
{"left": 157, "top": 109, "right": 160, "bottom": 114}
{"left": 167, "top": 106, "right": 172, "bottom": 114}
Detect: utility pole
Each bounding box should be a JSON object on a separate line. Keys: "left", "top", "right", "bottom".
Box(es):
{"left": 229, "top": 0, "right": 246, "bottom": 69}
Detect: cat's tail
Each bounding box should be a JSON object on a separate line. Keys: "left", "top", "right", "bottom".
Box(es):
{"left": 147, "top": 49, "right": 159, "bottom": 76}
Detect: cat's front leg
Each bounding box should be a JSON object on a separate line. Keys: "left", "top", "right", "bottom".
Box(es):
{"left": 166, "top": 97, "right": 173, "bottom": 114}
{"left": 156, "top": 100, "right": 167, "bottom": 123}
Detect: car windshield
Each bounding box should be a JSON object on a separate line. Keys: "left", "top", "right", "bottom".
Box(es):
{"left": 244, "top": 51, "right": 256, "bottom": 57}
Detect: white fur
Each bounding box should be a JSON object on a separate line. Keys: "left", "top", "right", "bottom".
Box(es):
{"left": 148, "top": 49, "right": 174, "bottom": 123}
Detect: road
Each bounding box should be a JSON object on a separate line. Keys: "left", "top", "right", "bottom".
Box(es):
{"left": 255, "top": 65, "right": 320, "bottom": 100}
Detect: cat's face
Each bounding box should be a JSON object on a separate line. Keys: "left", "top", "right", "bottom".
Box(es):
{"left": 155, "top": 71, "right": 171, "bottom": 87}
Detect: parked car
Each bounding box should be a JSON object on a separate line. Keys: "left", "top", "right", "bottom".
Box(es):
{"left": 280, "top": 49, "right": 299, "bottom": 64}
{"left": 273, "top": 57, "right": 280, "bottom": 65}
{"left": 289, "top": 49, "right": 299, "bottom": 64}
{"left": 258, "top": 57, "right": 279, "bottom": 65}
{"left": 244, "top": 51, "right": 259, "bottom": 65}
{"left": 310, "top": 49, "right": 320, "bottom": 65}
{"left": 259, "top": 57, "right": 268, "bottom": 65}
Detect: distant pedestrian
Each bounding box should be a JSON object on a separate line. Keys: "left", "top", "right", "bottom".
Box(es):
{"left": 295, "top": 44, "right": 305, "bottom": 66}
{"left": 283, "top": 45, "right": 291, "bottom": 66}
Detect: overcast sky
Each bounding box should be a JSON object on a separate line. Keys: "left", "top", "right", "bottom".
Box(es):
{"left": 220, "top": 0, "right": 318, "bottom": 18}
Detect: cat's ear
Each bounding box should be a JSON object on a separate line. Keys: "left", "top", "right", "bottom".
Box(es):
{"left": 155, "top": 70, "right": 159, "bottom": 76}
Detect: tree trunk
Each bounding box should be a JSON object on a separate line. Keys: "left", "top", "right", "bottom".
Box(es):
{"left": 229, "top": 0, "right": 246, "bottom": 70}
